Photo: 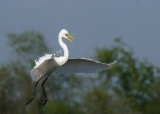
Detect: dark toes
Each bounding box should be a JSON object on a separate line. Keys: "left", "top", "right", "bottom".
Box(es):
{"left": 41, "top": 100, "right": 47, "bottom": 109}
{"left": 25, "top": 98, "right": 34, "bottom": 105}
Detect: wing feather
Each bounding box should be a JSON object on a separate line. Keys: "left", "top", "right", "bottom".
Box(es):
{"left": 54, "top": 58, "right": 116, "bottom": 74}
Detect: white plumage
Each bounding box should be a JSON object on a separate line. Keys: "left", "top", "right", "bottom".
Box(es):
{"left": 26, "top": 29, "right": 117, "bottom": 108}
{"left": 34, "top": 54, "right": 53, "bottom": 69}
{"left": 31, "top": 29, "right": 116, "bottom": 81}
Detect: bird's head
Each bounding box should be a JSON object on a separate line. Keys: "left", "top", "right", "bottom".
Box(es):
{"left": 59, "top": 29, "right": 75, "bottom": 44}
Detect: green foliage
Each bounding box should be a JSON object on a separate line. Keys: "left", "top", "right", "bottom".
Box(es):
{"left": 0, "top": 32, "right": 160, "bottom": 114}
{"left": 44, "top": 98, "right": 83, "bottom": 114}
{"left": 0, "top": 31, "right": 85, "bottom": 114}
{"left": 0, "top": 31, "right": 48, "bottom": 114}
{"left": 83, "top": 86, "right": 133, "bottom": 114}
{"left": 7, "top": 31, "right": 47, "bottom": 57}
{"left": 95, "top": 38, "right": 160, "bottom": 113}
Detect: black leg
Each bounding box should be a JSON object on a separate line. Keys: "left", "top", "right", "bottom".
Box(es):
{"left": 41, "top": 76, "right": 49, "bottom": 109}
{"left": 25, "top": 77, "right": 44, "bottom": 106}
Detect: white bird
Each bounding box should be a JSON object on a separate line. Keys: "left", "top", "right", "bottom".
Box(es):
{"left": 25, "top": 29, "right": 116, "bottom": 108}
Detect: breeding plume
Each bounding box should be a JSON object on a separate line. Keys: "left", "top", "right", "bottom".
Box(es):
{"left": 25, "top": 29, "right": 116, "bottom": 108}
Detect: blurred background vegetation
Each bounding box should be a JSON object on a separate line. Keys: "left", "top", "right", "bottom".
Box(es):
{"left": 0, "top": 31, "right": 160, "bottom": 114}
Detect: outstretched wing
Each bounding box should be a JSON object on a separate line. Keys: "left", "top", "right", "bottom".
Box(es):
{"left": 54, "top": 58, "right": 116, "bottom": 74}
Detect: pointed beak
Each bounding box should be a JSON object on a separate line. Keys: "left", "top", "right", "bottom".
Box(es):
{"left": 66, "top": 34, "right": 75, "bottom": 44}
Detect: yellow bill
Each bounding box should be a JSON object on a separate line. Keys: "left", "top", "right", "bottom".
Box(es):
{"left": 66, "top": 33, "right": 75, "bottom": 44}
{"left": 67, "top": 34, "right": 75, "bottom": 40}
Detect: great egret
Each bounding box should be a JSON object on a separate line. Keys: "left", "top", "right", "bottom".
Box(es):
{"left": 25, "top": 29, "right": 116, "bottom": 108}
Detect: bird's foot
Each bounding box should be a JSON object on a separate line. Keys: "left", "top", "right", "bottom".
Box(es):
{"left": 41, "top": 99, "right": 47, "bottom": 109}
{"left": 25, "top": 97, "right": 34, "bottom": 105}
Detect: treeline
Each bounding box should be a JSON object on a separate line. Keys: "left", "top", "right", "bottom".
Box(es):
{"left": 0, "top": 31, "right": 160, "bottom": 114}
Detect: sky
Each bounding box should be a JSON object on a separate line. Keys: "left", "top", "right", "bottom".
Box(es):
{"left": 0, "top": 0, "right": 160, "bottom": 67}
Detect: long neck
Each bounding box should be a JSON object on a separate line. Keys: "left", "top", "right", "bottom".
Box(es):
{"left": 58, "top": 36, "right": 69, "bottom": 65}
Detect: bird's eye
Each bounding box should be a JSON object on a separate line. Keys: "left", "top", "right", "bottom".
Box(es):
{"left": 65, "top": 33, "right": 68, "bottom": 36}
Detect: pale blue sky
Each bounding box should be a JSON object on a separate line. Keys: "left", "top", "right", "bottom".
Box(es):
{"left": 0, "top": 0, "right": 160, "bottom": 67}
